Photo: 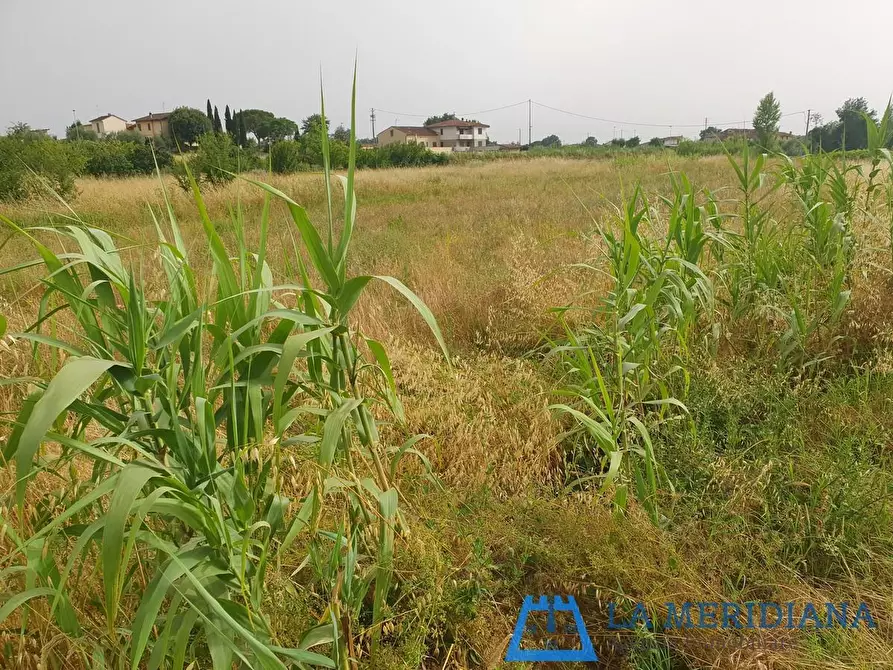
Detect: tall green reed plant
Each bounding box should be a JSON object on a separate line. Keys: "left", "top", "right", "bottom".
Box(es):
{"left": 0, "top": 68, "right": 447, "bottom": 670}
{"left": 551, "top": 182, "right": 713, "bottom": 525}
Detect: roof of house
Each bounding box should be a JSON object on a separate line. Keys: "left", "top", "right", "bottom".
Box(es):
{"left": 89, "top": 113, "right": 130, "bottom": 123}
{"left": 425, "top": 119, "right": 490, "bottom": 129}
{"left": 661, "top": 135, "right": 684, "bottom": 141}
{"left": 379, "top": 126, "right": 438, "bottom": 137}
{"left": 133, "top": 112, "right": 171, "bottom": 122}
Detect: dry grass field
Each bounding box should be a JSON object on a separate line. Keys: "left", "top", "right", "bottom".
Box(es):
{"left": 1, "top": 154, "right": 892, "bottom": 669}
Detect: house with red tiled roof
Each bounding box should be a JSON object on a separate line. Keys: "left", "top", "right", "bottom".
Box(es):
{"left": 377, "top": 118, "right": 490, "bottom": 151}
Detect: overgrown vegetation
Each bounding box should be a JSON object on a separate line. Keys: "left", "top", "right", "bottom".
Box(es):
{"left": 2, "top": 96, "right": 893, "bottom": 669}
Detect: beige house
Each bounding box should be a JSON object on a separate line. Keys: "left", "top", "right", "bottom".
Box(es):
{"left": 89, "top": 114, "right": 131, "bottom": 136}
{"left": 133, "top": 112, "right": 172, "bottom": 140}
{"left": 377, "top": 126, "right": 439, "bottom": 148}
{"left": 377, "top": 119, "right": 490, "bottom": 151}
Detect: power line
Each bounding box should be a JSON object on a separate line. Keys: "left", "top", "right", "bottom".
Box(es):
{"left": 372, "top": 100, "right": 528, "bottom": 119}
{"left": 532, "top": 100, "right": 807, "bottom": 130}
{"left": 373, "top": 98, "right": 811, "bottom": 133}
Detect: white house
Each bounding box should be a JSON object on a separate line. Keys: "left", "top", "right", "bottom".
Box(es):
{"left": 89, "top": 114, "right": 131, "bottom": 136}
{"left": 377, "top": 119, "right": 490, "bottom": 151}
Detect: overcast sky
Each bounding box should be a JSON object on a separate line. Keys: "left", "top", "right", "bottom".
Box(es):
{"left": 2, "top": 0, "right": 891, "bottom": 144}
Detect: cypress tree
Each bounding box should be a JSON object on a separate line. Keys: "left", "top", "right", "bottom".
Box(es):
{"left": 213, "top": 106, "right": 222, "bottom": 133}
{"left": 238, "top": 112, "right": 247, "bottom": 147}
{"left": 206, "top": 99, "right": 213, "bottom": 122}
{"left": 224, "top": 105, "right": 232, "bottom": 135}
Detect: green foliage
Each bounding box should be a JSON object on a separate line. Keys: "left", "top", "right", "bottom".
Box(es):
{"left": 66, "top": 122, "right": 98, "bottom": 141}
{"left": 648, "top": 137, "right": 663, "bottom": 147}
{"left": 77, "top": 140, "right": 173, "bottom": 177}
{"left": 0, "top": 70, "right": 448, "bottom": 668}
{"left": 0, "top": 134, "right": 85, "bottom": 201}
{"left": 256, "top": 116, "right": 299, "bottom": 146}
{"left": 169, "top": 106, "right": 213, "bottom": 146}
{"left": 175, "top": 132, "right": 255, "bottom": 189}
{"left": 626, "top": 136, "right": 641, "bottom": 148}
{"left": 699, "top": 126, "right": 722, "bottom": 141}
{"left": 355, "top": 142, "right": 448, "bottom": 169}
{"left": 753, "top": 91, "right": 782, "bottom": 149}
{"left": 539, "top": 134, "right": 561, "bottom": 148}
{"left": 552, "top": 177, "right": 715, "bottom": 525}
{"left": 423, "top": 112, "right": 457, "bottom": 126}
{"left": 105, "top": 129, "right": 146, "bottom": 144}
{"left": 583, "top": 136, "right": 598, "bottom": 147}
{"left": 270, "top": 140, "right": 305, "bottom": 174}
{"left": 236, "top": 109, "right": 277, "bottom": 140}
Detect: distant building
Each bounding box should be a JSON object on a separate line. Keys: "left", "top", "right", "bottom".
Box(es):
{"left": 133, "top": 112, "right": 172, "bottom": 140}
{"left": 718, "top": 128, "right": 794, "bottom": 142}
{"left": 377, "top": 126, "right": 439, "bottom": 148}
{"left": 376, "top": 118, "right": 491, "bottom": 151}
{"left": 660, "top": 136, "right": 685, "bottom": 148}
{"left": 89, "top": 113, "right": 130, "bottom": 136}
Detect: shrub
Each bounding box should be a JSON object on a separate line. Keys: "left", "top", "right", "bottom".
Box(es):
{"left": 356, "top": 142, "right": 448, "bottom": 169}
{"left": 175, "top": 132, "right": 257, "bottom": 188}
{"left": 82, "top": 141, "right": 137, "bottom": 176}
{"left": 78, "top": 140, "right": 173, "bottom": 177}
{"left": 0, "top": 135, "right": 85, "bottom": 201}
{"left": 270, "top": 139, "right": 304, "bottom": 173}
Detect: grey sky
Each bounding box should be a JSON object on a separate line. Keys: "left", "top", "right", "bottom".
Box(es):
{"left": 2, "top": 0, "right": 891, "bottom": 144}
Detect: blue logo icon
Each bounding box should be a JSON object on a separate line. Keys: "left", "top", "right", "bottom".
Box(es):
{"left": 505, "top": 595, "right": 598, "bottom": 663}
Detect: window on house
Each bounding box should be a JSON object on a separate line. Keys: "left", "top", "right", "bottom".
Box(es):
{"left": 477, "top": 127, "right": 482, "bottom": 134}
{"left": 147, "top": 123, "right": 152, "bottom": 132}
{"left": 390, "top": 129, "right": 393, "bottom": 136}
{"left": 137, "top": 123, "right": 141, "bottom": 131}
{"left": 477, "top": 141, "right": 482, "bottom": 146}
{"left": 440, "top": 128, "right": 443, "bottom": 135}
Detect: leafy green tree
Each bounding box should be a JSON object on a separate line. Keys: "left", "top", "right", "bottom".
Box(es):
{"left": 424, "top": 112, "right": 457, "bottom": 126}
{"left": 176, "top": 132, "right": 255, "bottom": 189}
{"left": 0, "top": 135, "right": 85, "bottom": 200}
{"left": 699, "top": 126, "right": 722, "bottom": 141}
{"left": 235, "top": 109, "right": 276, "bottom": 140}
{"left": 649, "top": 137, "right": 663, "bottom": 147}
{"left": 256, "top": 117, "right": 298, "bottom": 146}
{"left": 66, "top": 122, "right": 98, "bottom": 141}
{"left": 7, "top": 122, "right": 33, "bottom": 137}
{"left": 169, "top": 107, "right": 213, "bottom": 147}
{"left": 206, "top": 99, "right": 213, "bottom": 122}
{"left": 836, "top": 98, "right": 876, "bottom": 150}
{"left": 540, "top": 134, "right": 561, "bottom": 148}
{"left": 301, "top": 113, "right": 329, "bottom": 136}
{"left": 332, "top": 124, "right": 350, "bottom": 143}
{"left": 213, "top": 106, "right": 222, "bottom": 133}
{"left": 626, "top": 136, "right": 641, "bottom": 148}
{"left": 753, "top": 92, "right": 782, "bottom": 149}
{"left": 610, "top": 138, "right": 626, "bottom": 147}
{"left": 583, "top": 136, "right": 598, "bottom": 147}
{"left": 224, "top": 105, "right": 232, "bottom": 135}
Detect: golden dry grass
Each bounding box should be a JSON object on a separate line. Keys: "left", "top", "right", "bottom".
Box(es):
{"left": 2, "top": 155, "right": 892, "bottom": 669}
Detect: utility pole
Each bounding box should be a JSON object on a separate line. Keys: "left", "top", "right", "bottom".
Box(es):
{"left": 518, "top": 128, "right": 521, "bottom": 145}
{"left": 370, "top": 108, "right": 376, "bottom": 137}
{"left": 527, "top": 99, "right": 532, "bottom": 147}
{"left": 72, "top": 109, "right": 79, "bottom": 140}
{"left": 805, "top": 108, "right": 811, "bottom": 136}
